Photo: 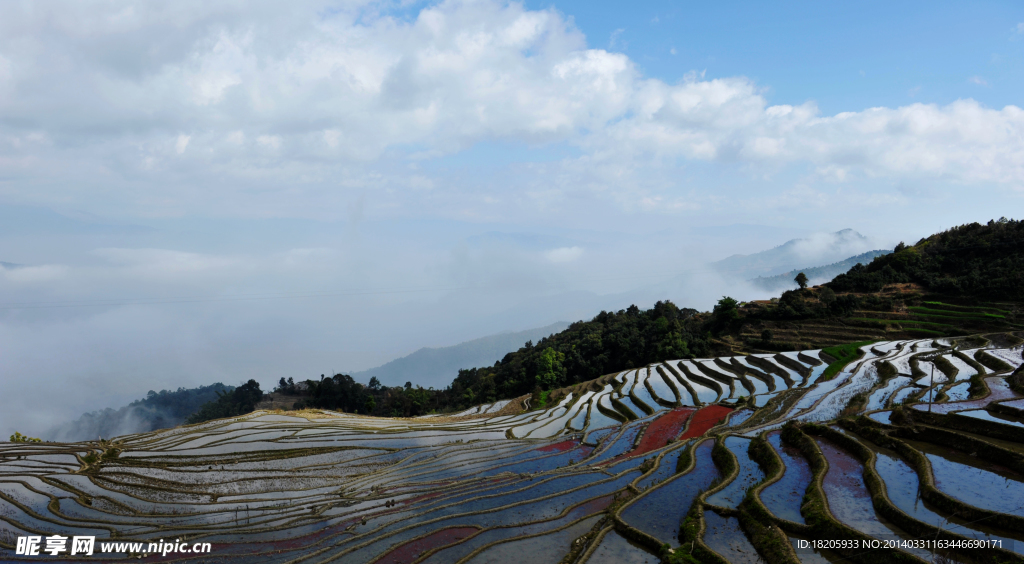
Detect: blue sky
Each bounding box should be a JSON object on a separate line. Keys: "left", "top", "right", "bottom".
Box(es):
{"left": 0, "top": 0, "right": 1021, "bottom": 436}
{"left": 531, "top": 0, "right": 1023, "bottom": 113}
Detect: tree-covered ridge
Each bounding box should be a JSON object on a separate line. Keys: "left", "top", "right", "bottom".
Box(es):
{"left": 278, "top": 301, "right": 712, "bottom": 418}
{"left": 829, "top": 218, "right": 1024, "bottom": 299}
{"left": 448, "top": 301, "right": 711, "bottom": 406}
{"left": 48, "top": 383, "right": 234, "bottom": 441}
{"left": 185, "top": 380, "right": 263, "bottom": 424}
{"left": 294, "top": 374, "right": 446, "bottom": 418}
{"left": 184, "top": 218, "right": 1024, "bottom": 422}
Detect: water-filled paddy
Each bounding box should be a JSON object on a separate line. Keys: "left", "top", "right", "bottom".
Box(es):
{"left": 726, "top": 409, "right": 754, "bottom": 427}
{"left": 706, "top": 436, "right": 763, "bottom": 509}
{"left": 911, "top": 440, "right": 1024, "bottom": 516}
{"left": 890, "top": 385, "right": 920, "bottom": 405}
{"left": 2, "top": 337, "right": 1022, "bottom": 563}
{"left": 587, "top": 529, "right": 658, "bottom": 563}
{"left": 463, "top": 515, "right": 601, "bottom": 564}
{"left": 760, "top": 430, "right": 811, "bottom": 524}
{"left": 620, "top": 439, "right": 718, "bottom": 545}
{"left": 943, "top": 382, "right": 972, "bottom": 401}
{"left": 956, "top": 408, "right": 1024, "bottom": 428}
{"left": 815, "top": 438, "right": 932, "bottom": 560}
{"left": 635, "top": 442, "right": 689, "bottom": 490}
{"left": 702, "top": 510, "right": 761, "bottom": 563}
{"left": 869, "top": 442, "right": 1024, "bottom": 554}
{"left": 866, "top": 376, "right": 913, "bottom": 410}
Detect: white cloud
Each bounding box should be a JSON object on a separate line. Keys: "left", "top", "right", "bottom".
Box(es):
{"left": 0, "top": 0, "right": 1020, "bottom": 219}
{"left": 591, "top": 80, "right": 1024, "bottom": 184}
{"left": 257, "top": 135, "right": 282, "bottom": 150}
{"left": 1016, "top": 22, "right": 1024, "bottom": 34}
{"left": 544, "top": 246, "right": 583, "bottom": 263}
{"left": 185, "top": 31, "right": 249, "bottom": 105}
{"left": 175, "top": 134, "right": 191, "bottom": 154}
{"left": 968, "top": 75, "right": 988, "bottom": 86}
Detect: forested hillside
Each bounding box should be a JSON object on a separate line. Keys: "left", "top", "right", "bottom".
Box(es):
{"left": 829, "top": 217, "right": 1024, "bottom": 299}
{"left": 437, "top": 220, "right": 1023, "bottom": 410}
{"left": 446, "top": 301, "right": 710, "bottom": 406}
{"left": 48, "top": 383, "right": 233, "bottom": 441}
{"left": 185, "top": 380, "right": 264, "bottom": 424}
{"left": 277, "top": 301, "right": 712, "bottom": 418}
{"left": 183, "top": 218, "right": 1024, "bottom": 422}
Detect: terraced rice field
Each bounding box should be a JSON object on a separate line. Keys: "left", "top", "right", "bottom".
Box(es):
{"left": 2, "top": 333, "right": 1024, "bottom": 563}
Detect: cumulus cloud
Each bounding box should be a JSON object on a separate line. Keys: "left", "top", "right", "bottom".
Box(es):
{"left": 592, "top": 77, "right": 1024, "bottom": 184}
{"left": 0, "top": 0, "right": 1019, "bottom": 220}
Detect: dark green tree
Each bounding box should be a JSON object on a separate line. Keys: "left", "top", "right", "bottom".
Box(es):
{"left": 535, "top": 347, "right": 566, "bottom": 389}
{"left": 710, "top": 296, "right": 739, "bottom": 334}
{"left": 795, "top": 272, "right": 808, "bottom": 289}
{"left": 818, "top": 286, "right": 836, "bottom": 304}
{"left": 186, "top": 380, "right": 263, "bottom": 424}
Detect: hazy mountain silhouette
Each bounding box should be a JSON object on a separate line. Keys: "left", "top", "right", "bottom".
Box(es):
{"left": 352, "top": 322, "right": 571, "bottom": 389}
{"left": 748, "top": 249, "right": 891, "bottom": 293}
{"left": 711, "top": 228, "right": 877, "bottom": 278}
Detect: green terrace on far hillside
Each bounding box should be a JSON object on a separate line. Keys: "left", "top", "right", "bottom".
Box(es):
{"left": 908, "top": 306, "right": 1005, "bottom": 319}
{"left": 903, "top": 328, "right": 946, "bottom": 336}
{"left": 820, "top": 340, "right": 878, "bottom": 380}
{"left": 894, "top": 321, "right": 964, "bottom": 333}
{"left": 845, "top": 317, "right": 959, "bottom": 330}
{"left": 909, "top": 313, "right": 1009, "bottom": 325}
{"left": 923, "top": 301, "right": 1012, "bottom": 315}
{"left": 902, "top": 314, "right": 1007, "bottom": 327}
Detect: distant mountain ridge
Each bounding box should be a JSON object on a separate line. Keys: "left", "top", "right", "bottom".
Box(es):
{"left": 351, "top": 322, "right": 571, "bottom": 389}
{"left": 712, "top": 228, "right": 877, "bottom": 278}
{"left": 748, "top": 250, "right": 892, "bottom": 293}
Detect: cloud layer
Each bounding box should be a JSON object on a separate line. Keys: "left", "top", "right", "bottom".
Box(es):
{"left": 1, "top": 0, "right": 1021, "bottom": 219}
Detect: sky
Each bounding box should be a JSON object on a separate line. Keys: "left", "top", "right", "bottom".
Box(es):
{"left": 0, "top": 0, "right": 1022, "bottom": 438}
